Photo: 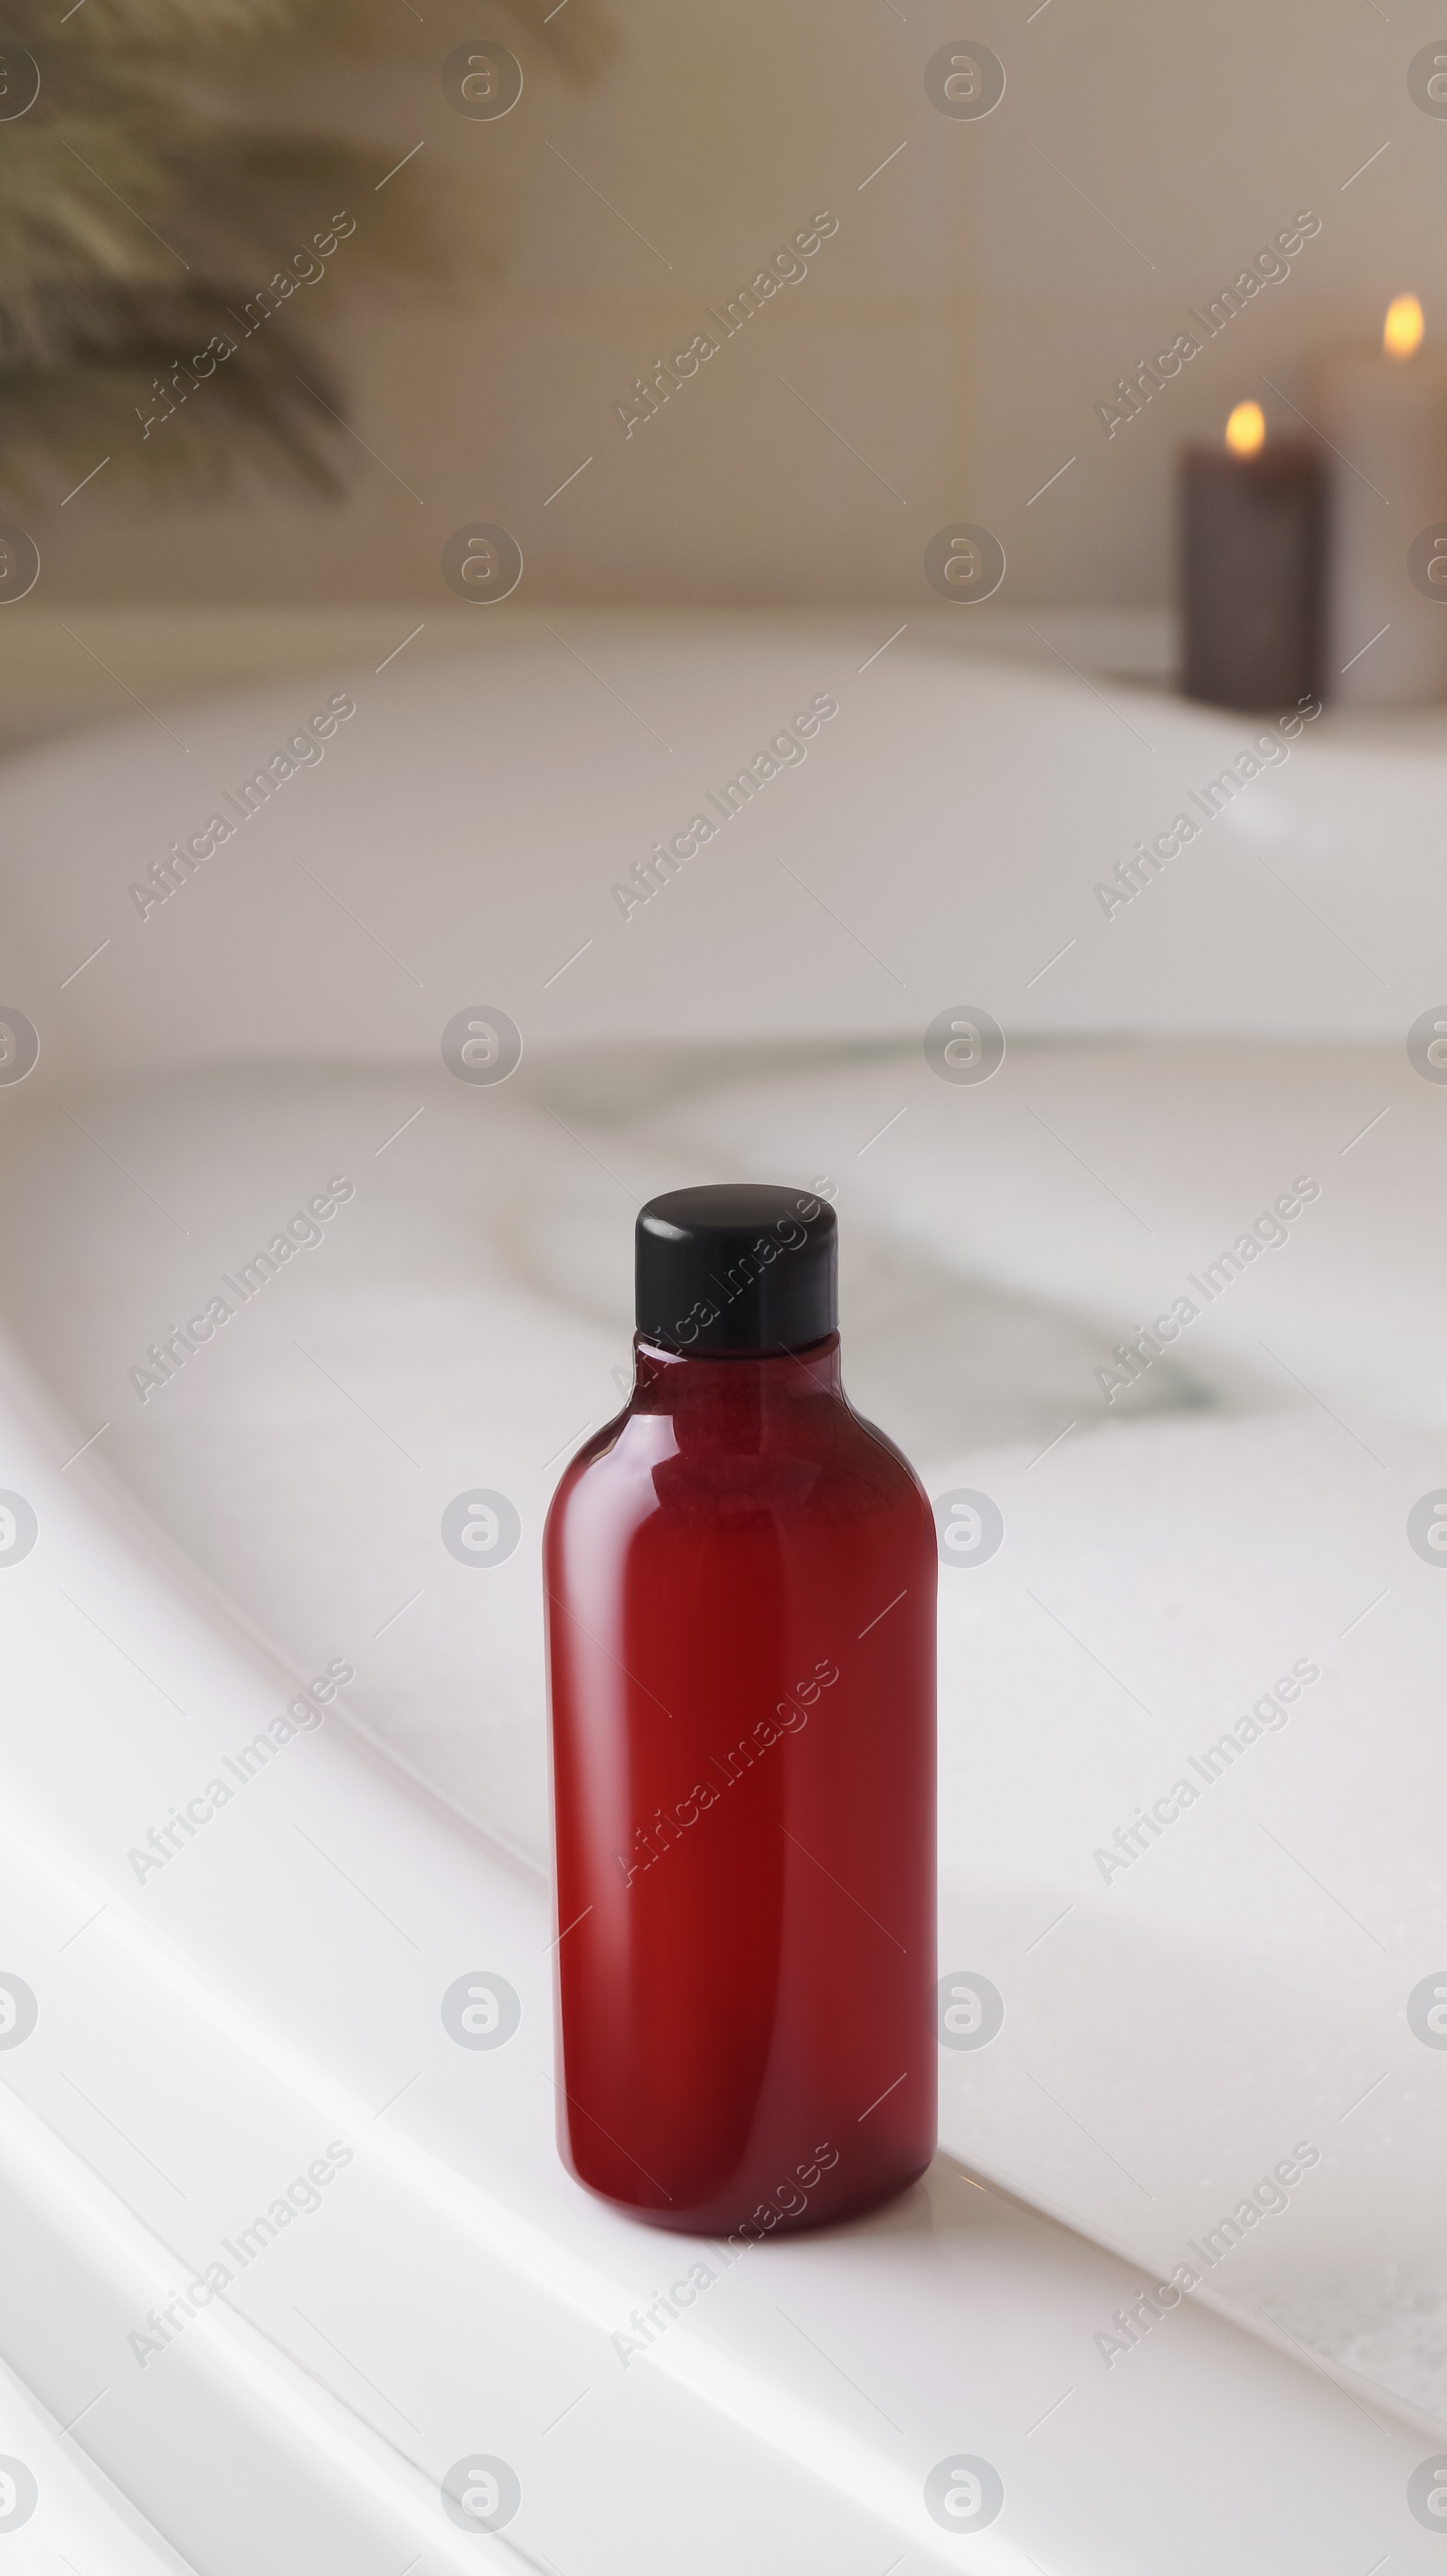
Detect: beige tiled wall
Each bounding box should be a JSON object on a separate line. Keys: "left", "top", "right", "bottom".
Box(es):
{"left": 25, "top": 0, "right": 1447, "bottom": 609}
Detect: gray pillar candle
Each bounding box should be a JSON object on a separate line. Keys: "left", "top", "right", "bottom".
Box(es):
{"left": 1180, "top": 403, "right": 1326, "bottom": 712}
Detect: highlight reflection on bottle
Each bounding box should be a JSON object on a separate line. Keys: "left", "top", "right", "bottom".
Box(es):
{"left": 544, "top": 1183, "right": 937, "bottom": 2237}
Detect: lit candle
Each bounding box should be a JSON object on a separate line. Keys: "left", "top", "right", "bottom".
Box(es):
{"left": 1312, "top": 295, "right": 1447, "bottom": 704}
{"left": 1180, "top": 403, "right": 1326, "bottom": 712}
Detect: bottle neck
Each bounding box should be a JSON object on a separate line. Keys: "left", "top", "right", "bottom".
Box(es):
{"left": 630, "top": 1329, "right": 844, "bottom": 1426}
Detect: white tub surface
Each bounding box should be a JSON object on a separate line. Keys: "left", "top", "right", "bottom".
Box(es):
{"left": 2, "top": 613, "right": 1446, "bottom": 2571}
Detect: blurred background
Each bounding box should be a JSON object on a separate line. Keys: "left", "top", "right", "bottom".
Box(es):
{"left": 7, "top": 0, "right": 1438, "bottom": 614}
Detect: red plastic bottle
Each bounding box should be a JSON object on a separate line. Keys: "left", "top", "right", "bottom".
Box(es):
{"left": 544, "top": 1183, "right": 936, "bottom": 2238}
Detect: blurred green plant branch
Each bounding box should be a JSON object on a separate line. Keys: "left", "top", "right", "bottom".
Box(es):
{"left": 0, "top": 0, "right": 611, "bottom": 497}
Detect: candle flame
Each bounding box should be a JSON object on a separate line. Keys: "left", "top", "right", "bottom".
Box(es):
{"left": 1385, "top": 293, "right": 1424, "bottom": 358}
{"left": 1225, "top": 401, "right": 1265, "bottom": 457}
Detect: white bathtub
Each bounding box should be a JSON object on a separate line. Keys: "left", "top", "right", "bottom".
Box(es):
{"left": 1, "top": 610, "right": 1444, "bottom": 2572}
